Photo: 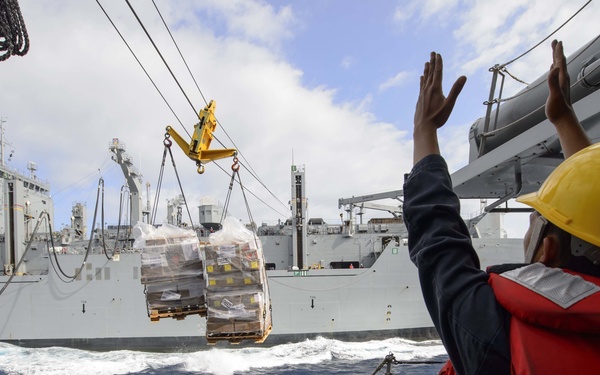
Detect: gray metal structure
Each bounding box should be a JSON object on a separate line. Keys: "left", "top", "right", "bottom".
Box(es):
{"left": 455, "top": 35, "right": 600, "bottom": 210}
{"left": 109, "top": 138, "right": 145, "bottom": 225}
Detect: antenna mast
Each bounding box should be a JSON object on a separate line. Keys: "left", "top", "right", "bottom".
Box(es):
{"left": 0, "top": 118, "right": 5, "bottom": 168}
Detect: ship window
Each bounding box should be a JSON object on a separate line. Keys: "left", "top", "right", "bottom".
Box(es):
{"left": 86, "top": 274, "right": 93, "bottom": 281}
{"left": 75, "top": 269, "right": 82, "bottom": 281}
{"left": 95, "top": 268, "right": 102, "bottom": 280}
{"left": 86, "top": 263, "right": 92, "bottom": 271}
{"left": 104, "top": 267, "right": 110, "bottom": 280}
{"left": 382, "top": 236, "right": 400, "bottom": 249}
{"left": 133, "top": 266, "right": 138, "bottom": 279}
{"left": 329, "top": 261, "right": 359, "bottom": 269}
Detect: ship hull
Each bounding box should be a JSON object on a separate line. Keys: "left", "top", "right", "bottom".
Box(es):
{"left": 0, "top": 237, "right": 523, "bottom": 351}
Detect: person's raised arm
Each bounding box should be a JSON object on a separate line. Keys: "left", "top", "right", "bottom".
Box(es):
{"left": 545, "top": 40, "right": 591, "bottom": 158}
{"left": 413, "top": 52, "right": 467, "bottom": 165}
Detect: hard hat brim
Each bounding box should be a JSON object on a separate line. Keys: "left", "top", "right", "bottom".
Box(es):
{"left": 516, "top": 191, "right": 537, "bottom": 206}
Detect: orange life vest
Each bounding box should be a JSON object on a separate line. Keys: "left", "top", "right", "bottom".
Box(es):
{"left": 440, "top": 264, "right": 600, "bottom": 375}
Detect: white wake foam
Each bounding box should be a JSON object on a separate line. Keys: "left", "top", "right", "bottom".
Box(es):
{"left": 0, "top": 337, "right": 445, "bottom": 375}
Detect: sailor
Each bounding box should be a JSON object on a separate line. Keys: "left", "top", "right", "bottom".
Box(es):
{"left": 403, "top": 40, "right": 600, "bottom": 375}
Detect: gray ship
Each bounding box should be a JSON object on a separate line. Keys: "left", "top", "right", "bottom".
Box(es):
{"left": 0, "top": 135, "right": 521, "bottom": 351}
{"left": 2, "top": 34, "right": 600, "bottom": 352}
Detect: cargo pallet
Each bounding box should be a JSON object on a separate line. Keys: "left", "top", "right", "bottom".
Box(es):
{"left": 206, "top": 324, "right": 272, "bottom": 345}
{"left": 149, "top": 305, "right": 207, "bottom": 322}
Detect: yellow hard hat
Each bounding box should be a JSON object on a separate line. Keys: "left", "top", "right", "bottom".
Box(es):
{"left": 517, "top": 143, "right": 600, "bottom": 248}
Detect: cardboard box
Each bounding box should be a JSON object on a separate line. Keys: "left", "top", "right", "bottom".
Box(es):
{"left": 141, "top": 242, "right": 203, "bottom": 284}
{"left": 146, "top": 276, "right": 205, "bottom": 310}
{"left": 205, "top": 270, "right": 263, "bottom": 290}
{"left": 206, "top": 291, "right": 264, "bottom": 321}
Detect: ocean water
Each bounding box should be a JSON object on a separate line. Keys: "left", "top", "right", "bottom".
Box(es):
{"left": 0, "top": 337, "right": 447, "bottom": 375}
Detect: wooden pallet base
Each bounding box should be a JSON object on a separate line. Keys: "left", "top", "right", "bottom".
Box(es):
{"left": 149, "top": 306, "right": 207, "bottom": 322}
{"left": 206, "top": 324, "right": 272, "bottom": 345}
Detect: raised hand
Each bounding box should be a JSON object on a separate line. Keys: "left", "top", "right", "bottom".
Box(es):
{"left": 545, "top": 40, "right": 590, "bottom": 158}
{"left": 413, "top": 52, "right": 466, "bottom": 165}
{"left": 545, "top": 40, "right": 576, "bottom": 125}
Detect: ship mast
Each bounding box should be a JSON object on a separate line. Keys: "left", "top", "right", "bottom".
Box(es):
{"left": 109, "top": 138, "right": 144, "bottom": 225}
{"left": 291, "top": 164, "right": 307, "bottom": 269}
{"left": 0, "top": 118, "right": 5, "bottom": 168}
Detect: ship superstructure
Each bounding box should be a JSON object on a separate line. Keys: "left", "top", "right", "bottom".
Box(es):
{"left": 0, "top": 121, "right": 53, "bottom": 277}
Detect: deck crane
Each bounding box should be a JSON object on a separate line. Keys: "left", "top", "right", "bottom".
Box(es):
{"left": 338, "top": 190, "right": 403, "bottom": 225}
{"left": 165, "top": 100, "right": 237, "bottom": 173}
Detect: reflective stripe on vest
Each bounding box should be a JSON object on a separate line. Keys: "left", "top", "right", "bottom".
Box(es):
{"left": 489, "top": 264, "right": 600, "bottom": 375}
{"left": 500, "top": 262, "right": 600, "bottom": 308}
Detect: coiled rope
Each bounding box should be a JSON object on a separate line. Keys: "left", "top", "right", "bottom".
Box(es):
{"left": 0, "top": 0, "right": 29, "bottom": 61}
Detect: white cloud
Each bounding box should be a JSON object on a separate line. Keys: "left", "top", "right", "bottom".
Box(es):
{"left": 2, "top": 0, "right": 414, "bottom": 230}
{"left": 158, "top": 0, "right": 297, "bottom": 49}
{"left": 393, "top": 0, "right": 459, "bottom": 25}
{"left": 418, "top": 0, "right": 460, "bottom": 19}
{"left": 391, "top": 0, "right": 600, "bottom": 89}
{"left": 4, "top": 0, "right": 599, "bottom": 238}
{"left": 392, "top": 2, "right": 417, "bottom": 23}
{"left": 379, "top": 71, "right": 411, "bottom": 92}
{"left": 452, "top": 0, "right": 600, "bottom": 80}
{"left": 340, "top": 55, "right": 357, "bottom": 70}
{"left": 217, "top": 0, "right": 296, "bottom": 47}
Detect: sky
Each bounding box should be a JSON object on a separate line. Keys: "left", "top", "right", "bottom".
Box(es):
{"left": 1, "top": 0, "right": 599, "bottom": 238}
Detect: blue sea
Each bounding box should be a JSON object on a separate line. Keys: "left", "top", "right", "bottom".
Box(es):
{"left": 0, "top": 337, "right": 447, "bottom": 375}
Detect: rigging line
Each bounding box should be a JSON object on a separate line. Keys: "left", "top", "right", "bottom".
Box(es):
{"left": 100, "top": 180, "right": 114, "bottom": 260}
{"left": 151, "top": 146, "right": 168, "bottom": 225}
{"left": 238, "top": 161, "right": 289, "bottom": 212}
{"left": 149, "top": 0, "right": 249, "bottom": 176}
{"left": 0, "top": 211, "right": 47, "bottom": 296}
{"left": 151, "top": 0, "right": 208, "bottom": 107}
{"left": 479, "top": 61, "right": 598, "bottom": 137}
{"left": 150, "top": 0, "right": 266, "bottom": 190}
{"left": 213, "top": 160, "right": 290, "bottom": 218}
{"left": 47, "top": 179, "right": 105, "bottom": 282}
{"left": 499, "top": 0, "right": 592, "bottom": 68}
{"left": 149, "top": 1, "right": 271, "bottom": 198}
{"left": 485, "top": 33, "right": 600, "bottom": 109}
{"left": 82, "top": 178, "right": 106, "bottom": 265}
{"left": 220, "top": 168, "right": 236, "bottom": 224}
{"left": 154, "top": 6, "right": 263, "bottom": 190}
{"left": 51, "top": 162, "right": 110, "bottom": 200}
{"left": 45, "top": 216, "right": 80, "bottom": 284}
{"left": 102, "top": 185, "right": 128, "bottom": 260}
{"left": 121, "top": 185, "right": 132, "bottom": 246}
{"left": 480, "top": 43, "right": 600, "bottom": 139}
{"left": 125, "top": 0, "right": 199, "bottom": 121}
{"left": 150, "top": 1, "right": 292, "bottom": 217}
{"left": 166, "top": 146, "right": 196, "bottom": 227}
{"left": 95, "top": 0, "right": 188, "bottom": 136}
{"left": 214, "top": 118, "right": 265, "bottom": 187}
{"left": 502, "top": 67, "right": 529, "bottom": 86}
{"left": 238, "top": 171, "right": 256, "bottom": 227}
{"left": 237, "top": 169, "right": 262, "bottom": 252}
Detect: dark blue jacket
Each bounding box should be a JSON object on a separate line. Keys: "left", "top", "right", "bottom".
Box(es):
{"left": 402, "top": 154, "right": 511, "bottom": 375}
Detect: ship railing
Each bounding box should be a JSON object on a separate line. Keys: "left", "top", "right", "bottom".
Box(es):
{"left": 0, "top": 165, "right": 50, "bottom": 190}
{"left": 256, "top": 221, "right": 403, "bottom": 236}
